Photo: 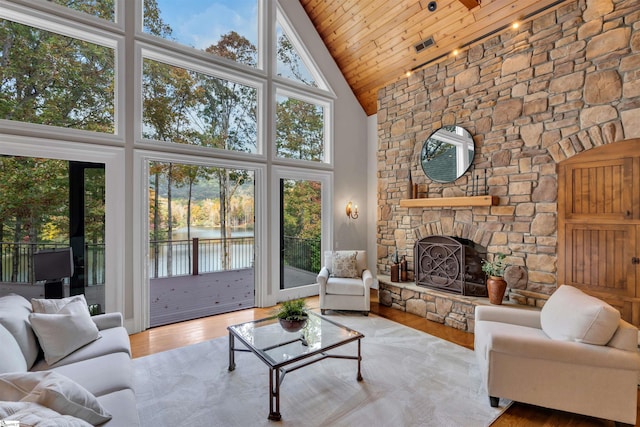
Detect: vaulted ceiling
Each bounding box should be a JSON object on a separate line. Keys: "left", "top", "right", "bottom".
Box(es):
{"left": 300, "top": 0, "right": 570, "bottom": 115}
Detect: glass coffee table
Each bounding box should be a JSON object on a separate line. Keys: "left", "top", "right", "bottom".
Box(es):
{"left": 227, "top": 311, "right": 364, "bottom": 420}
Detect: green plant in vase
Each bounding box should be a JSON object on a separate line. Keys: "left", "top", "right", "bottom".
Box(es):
{"left": 276, "top": 298, "right": 309, "bottom": 332}
{"left": 481, "top": 253, "right": 508, "bottom": 305}
{"left": 481, "top": 252, "right": 507, "bottom": 278}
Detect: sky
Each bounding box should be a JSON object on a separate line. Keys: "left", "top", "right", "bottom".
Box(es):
{"left": 152, "top": 0, "right": 258, "bottom": 50}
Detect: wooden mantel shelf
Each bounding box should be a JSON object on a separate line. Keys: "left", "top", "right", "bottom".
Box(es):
{"left": 399, "top": 195, "right": 499, "bottom": 208}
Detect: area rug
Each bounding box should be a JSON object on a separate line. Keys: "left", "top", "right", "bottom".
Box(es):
{"left": 134, "top": 314, "right": 511, "bottom": 426}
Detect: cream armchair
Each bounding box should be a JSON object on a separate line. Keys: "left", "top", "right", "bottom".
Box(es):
{"left": 474, "top": 285, "right": 640, "bottom": 426}
{"left": 316, "top": 250, "right": 372, "bottom": 315}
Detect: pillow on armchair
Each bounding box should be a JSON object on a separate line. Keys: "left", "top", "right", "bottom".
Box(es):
{"left": 331, "top": 251, "right": 360, "bottom": 278}
{"left": 540, "top": 285, "right": 621, "bottom": 345}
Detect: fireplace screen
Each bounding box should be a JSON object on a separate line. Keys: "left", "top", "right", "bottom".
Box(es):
{"left": 414, "top": 235, "right": 488, "bottom": 297}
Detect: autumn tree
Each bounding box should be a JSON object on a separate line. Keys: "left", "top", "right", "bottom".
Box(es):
{"left": 198, "top": 32, "right": 257, "bottom": 269}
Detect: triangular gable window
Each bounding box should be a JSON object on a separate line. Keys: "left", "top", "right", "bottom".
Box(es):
{"left": 276, "top": 10, "right": 327, "bottom": 91}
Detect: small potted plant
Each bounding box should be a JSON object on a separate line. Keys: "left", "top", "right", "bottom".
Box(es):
{"left": 275, "top": 298, "right": 309, "bottom": 332}
{"left": 481, "top": 253, "right": 508, "bottom": 305}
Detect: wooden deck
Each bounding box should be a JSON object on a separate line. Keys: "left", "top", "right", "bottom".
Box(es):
{"left": 150, "top": 266, "right": 318, "bottom": 327}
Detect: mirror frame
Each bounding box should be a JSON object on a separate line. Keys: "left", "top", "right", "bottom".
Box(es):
{"left": 420, "top": 126, "right": 474, "bottom": 183}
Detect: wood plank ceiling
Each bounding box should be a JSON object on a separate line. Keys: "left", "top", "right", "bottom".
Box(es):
{"left": 300, "top": 0, "right": 570, "bottom": 115}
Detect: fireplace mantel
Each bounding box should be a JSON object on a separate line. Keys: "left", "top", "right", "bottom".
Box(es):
{"left": 399, "top": 195, "right": 499, "bottom": 208}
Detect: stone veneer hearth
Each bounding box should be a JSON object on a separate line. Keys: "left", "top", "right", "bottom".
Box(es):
{"left": 377, "top": 275, "right": 546, "bottom": 333}
{"left": 376, "top": 0, "right": 640, "bottom": 303}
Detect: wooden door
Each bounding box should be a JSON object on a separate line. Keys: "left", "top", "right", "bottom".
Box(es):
{"left": 558, "top": 139, "right": 640, "bottom": 325}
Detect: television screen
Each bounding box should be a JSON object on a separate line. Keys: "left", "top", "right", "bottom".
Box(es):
{"left": 34, "top": 248, "right": 74, "bottom": 281}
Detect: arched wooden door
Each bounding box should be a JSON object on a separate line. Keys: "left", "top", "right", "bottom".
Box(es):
{"left": 558, "top": 139, "right": 640, "bottom": 326}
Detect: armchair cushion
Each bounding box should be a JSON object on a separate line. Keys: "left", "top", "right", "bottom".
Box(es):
{"left": 326, "top": 277, "right": 366, "bottom": 296}
{"left": 540, "top": 285, "right": 620, "bottom": 345}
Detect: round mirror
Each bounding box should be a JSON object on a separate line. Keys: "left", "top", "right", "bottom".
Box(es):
{"left": 421, "top": 126, "right": 475, "bottom": 183}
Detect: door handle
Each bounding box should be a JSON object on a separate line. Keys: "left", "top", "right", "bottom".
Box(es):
{"left": 633, "top": 257, "right": 640, "bottom": 265}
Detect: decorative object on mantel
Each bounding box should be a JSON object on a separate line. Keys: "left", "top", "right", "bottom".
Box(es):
{"left": 481, "top": 253, "right": 508, "bottom": 305}
{"left": 400, "top": 255, "right": 408, "bottom": 281}
{"left": 467, "top": 168, "right": 488, "bottom": 197}
{"left": 390, "top": 250, "right": 400, "bottom": 282}
{"left": 275, "top": 298, "right": 309, "bottom": 332}
{"left": 421, "top": 126, "right": 474, "bottom": 183}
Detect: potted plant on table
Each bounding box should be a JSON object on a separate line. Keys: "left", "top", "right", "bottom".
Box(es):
{"left": 276, "top": 298, "right": 309, "bottom": 332}
{"left": 481, "top": 253, "right": 508, "bottom": 305}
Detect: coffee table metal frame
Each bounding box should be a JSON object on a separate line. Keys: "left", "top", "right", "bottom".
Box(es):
{"left": 227, "top": 311, "right": 364, "bottom": 421}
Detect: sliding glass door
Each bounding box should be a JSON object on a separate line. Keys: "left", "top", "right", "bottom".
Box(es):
{"left": 273, "top": 167, "right": 331, "bottom": 301}
{"left": 147, "top": 160, "right": 255, "bottom": 327}
{"left": 280, "top": 178, "right": 322, "bottom": 290}
{"left": 0, "top": 156, "right": 105, "bottom": 311}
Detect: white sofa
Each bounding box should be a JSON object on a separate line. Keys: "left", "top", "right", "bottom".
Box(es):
{"left": 474, "top": 285, "right": 640, "bottom": 425}
{"left": 317, "top": 250, "right": 372, "bottom": 315}
{"left": 0, "top": 293, "right": 139, "bottom": 426}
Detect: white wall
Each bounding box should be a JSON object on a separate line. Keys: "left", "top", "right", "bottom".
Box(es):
{"left": 280, "top": 2, "right": 369, "bottom": 253}
{"left": 367, "top": 114, "right": 379, "bottom": 285}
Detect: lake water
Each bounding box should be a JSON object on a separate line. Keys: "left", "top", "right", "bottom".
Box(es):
{"left": 171, "top": 226, "right": 254, "bottom": 240}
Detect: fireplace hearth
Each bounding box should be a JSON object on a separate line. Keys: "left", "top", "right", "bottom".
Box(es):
{"left": 414, "top": 235, "right": 487, "bottom": 297}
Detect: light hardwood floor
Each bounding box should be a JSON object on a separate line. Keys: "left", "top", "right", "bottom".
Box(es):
{"left": 129, "top": 291, "right": 639, "bottom": 426}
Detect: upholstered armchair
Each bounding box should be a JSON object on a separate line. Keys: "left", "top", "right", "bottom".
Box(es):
{"left": 474, "top": 285, "right": 640, "bottom": 426}
{"left": 316, "top": 250, "right": 372, "bottom": 315}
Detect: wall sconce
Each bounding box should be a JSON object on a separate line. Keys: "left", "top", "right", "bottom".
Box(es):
{"left": 346, "top": 201, "right": 359, "bottom": 219}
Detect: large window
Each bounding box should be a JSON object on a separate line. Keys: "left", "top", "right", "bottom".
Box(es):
{"left": 0, "top": 156, "right": 105, "bottom": 310}
{"left": 142, "top": 58, "right": 258, "bottom": 153}
{"left": 275, "top": 93, "right": 326, "bottom": 162}
{"left": 0, "top": 18, "right": 115, "bottom": 133}
{"left": 40, "top": 0, "right": 115, "bottom": 22}
{"left": 276, "top": 22, "right": 316, "bottom": 87}
{"left": 143, "top": 0, "right": 259, "bottom": 68}
{"left": 0, "top": 0, "right": 336, "bottom": 324}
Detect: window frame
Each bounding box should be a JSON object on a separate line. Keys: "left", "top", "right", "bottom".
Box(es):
{"left": 135, "top": 44, "right": 267, "bottom": 160}
{"left": 0, "top": 134, "right": 127, "bottom": 316}
{"left": 274, "top": 4, "right": 332, "bottom": 94}
{"left": 0, "top": 2, "right": 125, "bottom": 141}
{"left": 270, "top": 165, "right": 332, "bottom": 304}
{"left": 133, "top": 150, "right": 267, "bottom": 330}
{"left": 137, "top": 0, "right": 263, "bottom": 71}
{"left": 273, "top": 84, "right": 333, "bottom": 167}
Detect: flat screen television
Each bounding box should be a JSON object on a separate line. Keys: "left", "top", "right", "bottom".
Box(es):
{"left": 34, "top": 247, "right": 74, "bottom": 281}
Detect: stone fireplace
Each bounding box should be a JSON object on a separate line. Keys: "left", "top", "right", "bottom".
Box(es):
{"left": 376, "top": 0, "right": 640, "bottom": 314}
{"left": 414, "top": 235, "right": 487, "bottom": 297}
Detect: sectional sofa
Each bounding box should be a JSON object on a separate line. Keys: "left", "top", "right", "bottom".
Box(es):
{"left": 0, "top": 293, "right": 139, "bottom": 426}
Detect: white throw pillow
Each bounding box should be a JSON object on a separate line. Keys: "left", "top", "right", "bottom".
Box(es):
{"left": 332, "top": 251, "right": 359, "bottom": 278}
{"left": 0, "top": 323, "right": 28, "bottom": 373}
{"left": 0, "top": 371, "right": 111, "bottom": 425}
{"left": 32, "top": 294, "right": 88, "bottom": 314}
{"left": 540, "top": 285, "right": 621, "bottom": 345}
{"left": 0, "top": 294, "right": 40, "bottom": 369}
{"left": 0, "top": 401, "right": 93, "bottom": 427}
{"left": 29, "top": 300, "right": 100, "bottom": 365}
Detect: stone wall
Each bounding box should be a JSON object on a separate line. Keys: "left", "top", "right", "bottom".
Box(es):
{"left": 376, "top": 0, "right": 640, "bottom": 296}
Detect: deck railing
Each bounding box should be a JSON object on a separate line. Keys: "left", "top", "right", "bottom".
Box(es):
{"left": 283, "top": 235, "right": 321, "bottom": 273}
{"left": 1, "top": 235, "right": 319, "bottom": 283}
{"left": 0, "top": 241, "right": 105, "bottom": 285}
{"left": 149, "top": 237, "right": 255, "bottom": 279}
